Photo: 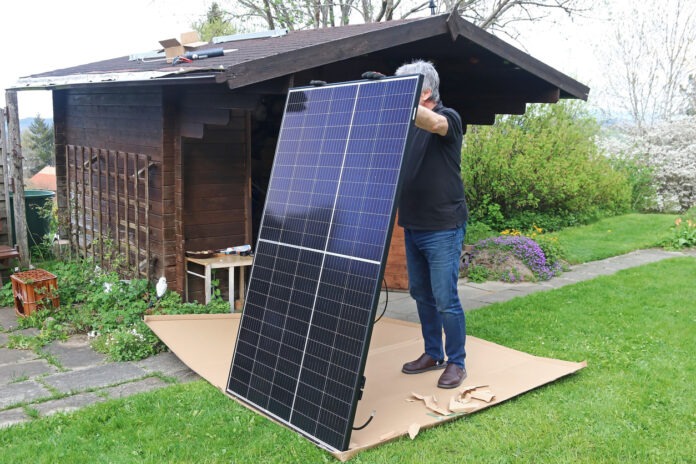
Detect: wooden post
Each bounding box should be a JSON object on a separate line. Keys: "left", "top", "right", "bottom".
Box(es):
{"left": 5, "top": 91, "right": 30, "bottom": 268}
{"left": 1, "top": 107, "right": 14, "bottom": 246}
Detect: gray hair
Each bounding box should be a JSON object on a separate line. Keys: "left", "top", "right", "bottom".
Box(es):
{"left": 395, "top": 59, "right": 441, "bottom": 103}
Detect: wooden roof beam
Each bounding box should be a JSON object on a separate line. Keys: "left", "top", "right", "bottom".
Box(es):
{"left": 454, "top": 99, "right": 527, "bottom": 117}
{"left": 461, "top": 112, "right": 496, "bottom": 126}
{"left": 224, "top": 15, "right": 448, "bottom": 91}
{"left": 446, "top": 13, "right": 589, "bottom": 100}
{"left": 442, "top": 77, "right": 561, "bottom": 104}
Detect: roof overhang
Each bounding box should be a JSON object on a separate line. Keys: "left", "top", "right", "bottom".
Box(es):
{"left": 11, "top": 69, "right": 221, "bottom": 90}
{"left": 9, "top": 13, "right": 589, "bottom": 126}
{"left": 220, "top": 13, "right": 588, "bottom": 102}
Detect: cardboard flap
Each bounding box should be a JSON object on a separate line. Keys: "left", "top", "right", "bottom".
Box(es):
{"left": 158, "top": 38, "right": 183, "bottom": 49}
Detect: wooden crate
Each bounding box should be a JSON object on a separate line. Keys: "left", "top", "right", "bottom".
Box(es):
{"left": 10, "top": 269, "right": 60, "bottom": 317}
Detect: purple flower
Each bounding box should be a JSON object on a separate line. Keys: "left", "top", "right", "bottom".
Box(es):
{"left": 474, "top": 235, "right": 562, "bottom": 281}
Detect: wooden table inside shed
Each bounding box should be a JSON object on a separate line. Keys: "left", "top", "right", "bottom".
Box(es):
{"left": 185, "top": 254, "right": 253, "bottom": 311}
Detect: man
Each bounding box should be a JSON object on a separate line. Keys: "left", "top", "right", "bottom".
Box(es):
{"left": 396, "top": 60, "right": 469, "bottom": 389}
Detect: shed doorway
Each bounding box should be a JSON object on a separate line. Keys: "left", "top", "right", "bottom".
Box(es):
{"left": 182, "top": 110, "right": 251, "bottom": 304}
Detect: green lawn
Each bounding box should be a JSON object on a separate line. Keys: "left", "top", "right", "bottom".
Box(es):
{"left": 552, "top": 213, "right": 678, "bottom": 264}
{"left": 2, "top": 257, "right": 694, "bottom": 463}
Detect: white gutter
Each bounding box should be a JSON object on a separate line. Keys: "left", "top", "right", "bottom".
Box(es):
{"left": 10, "top": 69, "right": 223, "bottom": 90}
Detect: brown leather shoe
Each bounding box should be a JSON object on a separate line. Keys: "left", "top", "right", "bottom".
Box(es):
{"left": 437, "top": 364, "right": 467, "bottom": 389}
{"left": 402, "top": 353, "right": 446, "bottom": 374}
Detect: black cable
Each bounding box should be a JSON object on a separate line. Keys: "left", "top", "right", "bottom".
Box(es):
{"left": 374, "top": 277, "right": 389, "bottom": 323}
{"left": 352, "top": 410, "right": 376, "bottom": 430}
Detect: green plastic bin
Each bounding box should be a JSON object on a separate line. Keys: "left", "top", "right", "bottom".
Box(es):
{"left": 9, "top": 190, "right": 56, "bottom": 247}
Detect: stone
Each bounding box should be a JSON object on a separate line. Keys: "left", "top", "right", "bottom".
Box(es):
{"left": 135, "top": 352, "right": 192, "bottom": 378}
{"left": 0, "top": 408, "right": 29, "bottom": 429}
{"left": 43, "top": 341, "right": 106, "bottom": 370}
{"left": 170, "top": 370, "right": 201, "bottom": 383}
{"left": 33, "top": 392, "right": 105, "bottom": 417}
{"left": 0, "top": 359, "right": 57, "bottom": 385}
{"left": 14, "top": 328, "right": 40, "bottom": 337}
{"left": 0, "top": 347, "right": 38, "bottom": 365}
{"left": 101, "top": 376, "right": 170, "bottom": 399}
{"left": 43, "top": 363, "right": 147, "bottom": 394}
{"left": 0, "top": 380, "right": 52, "bottom": 409}
{"left": 0, "top": 307, "right": 18, "bottom": 331}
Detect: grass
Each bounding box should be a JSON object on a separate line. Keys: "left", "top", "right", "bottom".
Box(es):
{"left": 551, "top": 213, "right": 677, "bottom": 264}
{"left": 1, "top": 257, "right": 694, "bottom": 463}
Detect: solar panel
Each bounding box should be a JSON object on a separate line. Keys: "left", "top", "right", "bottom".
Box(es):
{"left": 226, "top": 75, "right": 423, "bottom": 452}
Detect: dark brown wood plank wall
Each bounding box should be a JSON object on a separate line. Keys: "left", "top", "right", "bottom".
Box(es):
{"left": 182, "top": 109, "right": 250, "bottom": 303}
{"left": 61, "top": 87, "right": 165, "bottom": 279}
{"left": 64, "top": 88, "right": 163, "bottom": 157}
{"left": 59, "top": 83, "right": 256, "bottom": 295}
{"left": 182, "top": 112, "right": 249, "bottom": 252}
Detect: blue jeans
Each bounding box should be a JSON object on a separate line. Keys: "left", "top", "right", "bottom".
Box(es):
{"left": 404, "top": 224, "right": 466, "bottom": 369}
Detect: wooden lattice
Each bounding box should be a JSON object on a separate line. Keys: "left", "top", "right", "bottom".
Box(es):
{"left": 65, "top": 145, "right": 154, "bottom": 278}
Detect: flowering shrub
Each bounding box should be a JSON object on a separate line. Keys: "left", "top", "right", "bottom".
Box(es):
{"left": 599, "top": 116, "right": 696, "bottom": 212}
{"left": 665, "top": 217, "right": 696, "bottom": 249}
{"left": 473, "top": 235, "right": 564, "bottom": 282}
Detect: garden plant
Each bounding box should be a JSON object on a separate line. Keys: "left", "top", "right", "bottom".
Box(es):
{"left": 0, "top": 259, "right": 229, "bottom": 362}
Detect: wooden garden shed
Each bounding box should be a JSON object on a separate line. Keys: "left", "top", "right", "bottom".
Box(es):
{"left": 7, "top": 12, "right": 588, "bottom": 298}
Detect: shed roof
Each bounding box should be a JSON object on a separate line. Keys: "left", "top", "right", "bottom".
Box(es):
{"left": 14, "top": 13, "right": 589, "bottom": 125}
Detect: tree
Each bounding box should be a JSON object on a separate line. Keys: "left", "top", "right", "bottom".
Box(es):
{"left": 599, "top": 1, "right": 696, "bottom": 132}
{"left": 448, "top": 0, "right": 584, "bottom": 37}
{"left": 25, "top": 114, "right": 54, "bottom": 173}
{"left": 192, "top": 2, "right": 237, "bottom": 41}
{"left": 684, "top": 74, "right": 696, "bottom": 116}
{"left": 226, "top": 0, "right": 589, "bottom": 32}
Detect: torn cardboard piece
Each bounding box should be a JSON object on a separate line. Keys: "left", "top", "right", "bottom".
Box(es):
{"left": 145, "top": 314, "right": 586, "bottom": 461}
{"left": 411, "top": 384, "right": 495, "bottom": 416}
{"left": 410, "top": 392, "right": 451, "bottom": 416}
{"left": 407, "top": 423, "right": 420, "bottom": 439}
{"left": 449, "top": 396, "right": 478, "bottom": 414}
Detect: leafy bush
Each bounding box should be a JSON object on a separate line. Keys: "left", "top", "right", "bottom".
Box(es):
{"left": 464, "top": 220, "right": 497, "bottom": 245}
{"left": 91, "top": 321, "right": 164, "bottom": 362}
{"left": 5, "top": 258, "right": 230, "bottom": 362}
{"left": 29, "top": 198, "right": 59, "bottom": 262}
{"left": 0, "top": 282, "right": 14, "bottom": 307}
{"left": 462, "top": 101, "right": 632, "bottom": 231}
{"left": 466, "top": 264, "right": 490, "bottom": 283}
{"left": 606, "top": 151, "right": 658, "bottom": 212}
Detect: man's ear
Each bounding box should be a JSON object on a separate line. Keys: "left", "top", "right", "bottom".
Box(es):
{"left": 421, "top": 89, "right": 433, "bottom": 102}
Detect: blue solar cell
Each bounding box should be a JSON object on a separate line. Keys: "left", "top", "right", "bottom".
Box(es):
{"left": 227, "top": 75, "right": 422, "bottom": 452}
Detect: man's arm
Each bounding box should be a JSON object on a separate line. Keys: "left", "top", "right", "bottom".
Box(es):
{"left": 414, "top": 104, "right": 449, "bottom": 136}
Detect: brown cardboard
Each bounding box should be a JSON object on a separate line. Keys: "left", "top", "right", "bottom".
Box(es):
{"left": 145, "top": 314, "right": 586, "bottom": 461}
{"left": 158, "top": 31, "right": 208, "bottom": 63}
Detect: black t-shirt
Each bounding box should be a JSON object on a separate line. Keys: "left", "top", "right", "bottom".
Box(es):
{"left": 398, "top": 102, "right": 468, "bottom": 230}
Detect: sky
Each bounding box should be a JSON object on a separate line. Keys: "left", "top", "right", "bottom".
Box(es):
{"left": 0, "top": 1, "right": 603, "bottom": 119}
{"left": 0, "top": 0, "right": 206, "bottom": 118}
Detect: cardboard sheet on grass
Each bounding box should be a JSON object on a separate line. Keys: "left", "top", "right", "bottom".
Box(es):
{"left": 145, "top": 314, "right": 585, "bottom": 460}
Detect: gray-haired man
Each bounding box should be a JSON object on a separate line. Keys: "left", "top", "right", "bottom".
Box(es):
{"left": 396, "top": 60, "right": 469, "bottom": 389}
